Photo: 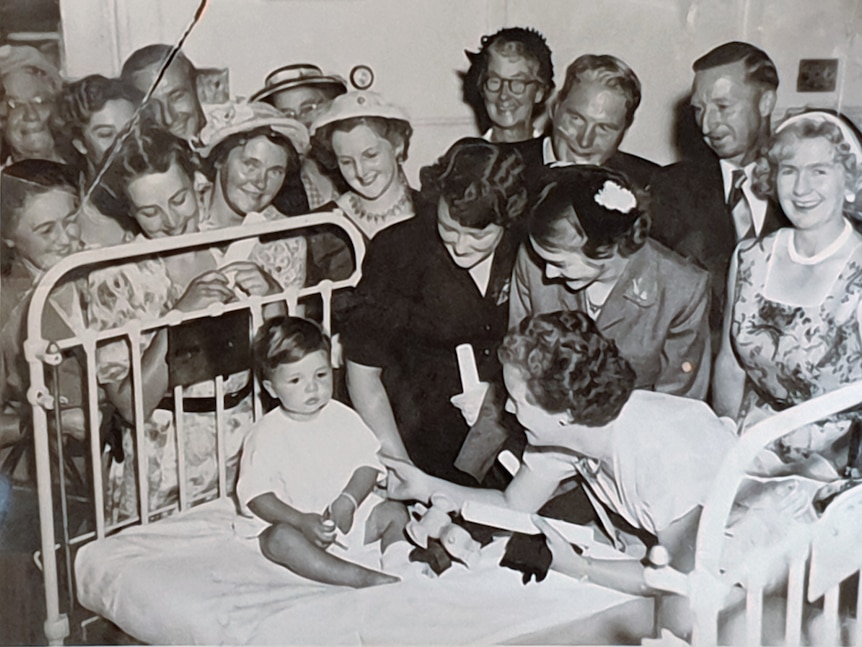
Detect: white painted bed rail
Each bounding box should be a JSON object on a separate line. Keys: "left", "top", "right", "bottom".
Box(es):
{"left": 645, "top": 381, "right": 862, "bottom": 646}
{"left": 24, "top": 211, "right": 365, "bottom": 645}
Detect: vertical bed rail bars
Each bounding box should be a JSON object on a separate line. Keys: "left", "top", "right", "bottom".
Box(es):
{"left": 25, "top": 211, "right": 365, "bottom": 645}
{"left": 688, "top": 380, "right": 862, "bottom": 646}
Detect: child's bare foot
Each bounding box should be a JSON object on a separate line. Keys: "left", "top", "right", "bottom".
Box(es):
{"left": 364, "top": 570, "right": 400, "bottom": 587}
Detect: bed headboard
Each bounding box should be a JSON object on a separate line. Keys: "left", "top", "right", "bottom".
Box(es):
{"left": 22, "top": 211, "right": 365, "bottom": 645}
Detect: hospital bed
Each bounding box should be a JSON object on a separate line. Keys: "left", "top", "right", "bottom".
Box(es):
{"left": 22, "top": 212, "right": 862, "bottom": 645}
{"left": 22, "top": 212, "right": 652, "bottom": 645}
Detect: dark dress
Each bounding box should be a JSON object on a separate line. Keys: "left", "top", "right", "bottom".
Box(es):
{"left": 343, "top": 204, "right": 522, "bottom": 484}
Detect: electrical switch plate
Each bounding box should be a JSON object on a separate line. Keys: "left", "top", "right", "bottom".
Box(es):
{"left": 797, "top": 59, "right": 838, "bottom": 92}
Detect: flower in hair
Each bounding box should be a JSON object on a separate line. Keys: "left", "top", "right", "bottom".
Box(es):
{"left": 594, "top": 180, "right": 636, "bottom": 214}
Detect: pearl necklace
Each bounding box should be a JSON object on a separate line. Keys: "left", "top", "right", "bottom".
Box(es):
{"left": 787, "top": 220, "right": 853, "bottom": 265}
{"left": 347, "top": 190, "right": 411, "bottom": 224}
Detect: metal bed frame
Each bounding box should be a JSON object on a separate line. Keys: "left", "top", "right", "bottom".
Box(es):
{"left": 23, "top": 212, "right": 365, "bottom": 645}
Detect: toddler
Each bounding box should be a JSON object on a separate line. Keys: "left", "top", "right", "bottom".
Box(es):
{"left": 236, "top": 316, "right": 407, "bottom": 587}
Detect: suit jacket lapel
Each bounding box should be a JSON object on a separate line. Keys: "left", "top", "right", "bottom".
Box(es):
{"left": 596, "top": 244, "right": 658, "bottom": 330}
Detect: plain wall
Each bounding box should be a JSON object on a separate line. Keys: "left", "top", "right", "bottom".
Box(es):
{"left": 60, "top": 0, "right": 862, "bottom": 180}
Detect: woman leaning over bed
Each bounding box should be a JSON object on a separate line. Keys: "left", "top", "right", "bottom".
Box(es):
{"left": 384, "top": 310, "right": 736, "bottom": 633}
{"left": 89, "top": 124, "right": 287, "bottom": 519}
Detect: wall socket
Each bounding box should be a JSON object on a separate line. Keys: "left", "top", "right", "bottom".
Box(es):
{"left": 797, "top": 59, "right": 838, "bottom": 92}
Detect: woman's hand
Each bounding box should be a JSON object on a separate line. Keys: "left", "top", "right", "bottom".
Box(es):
{"left": 221, "top": 261, "right": 281, "bottom": 297}
{"left": 173, "top": 271, "right": 235, "bottom": 312}
{"left": 532, "top": 515, "right": 589, "bottom": 580}
{"left": 380, "top": 455, "right": 432, "bottom": 503}
{"left": 297, "top": 512, "right": 336, "bottom": 549}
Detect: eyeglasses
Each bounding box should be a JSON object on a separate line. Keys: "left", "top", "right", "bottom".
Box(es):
{"left": 279, "top": 102, "right": 322, "bottom": 120}
{"left": 483, "top": 77, "right": 539, "bottom": 96}
{"left": 2, "top": 95, "right": 54, "bottom": 115}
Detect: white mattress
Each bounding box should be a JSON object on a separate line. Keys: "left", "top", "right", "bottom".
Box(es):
{"left": 76, "top": 499, "right": 653, "bottom": 645}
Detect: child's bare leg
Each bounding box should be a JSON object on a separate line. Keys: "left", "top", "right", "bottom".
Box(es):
{"left": 366, "top": 500, "right": 409, "bottom": 551}
{"left": 260, "top": 524, "right": 398, "bottom": 588}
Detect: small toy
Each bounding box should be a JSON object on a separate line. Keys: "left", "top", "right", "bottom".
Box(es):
{"left": 406, "top": 493, "right": 481, "bottom": 569}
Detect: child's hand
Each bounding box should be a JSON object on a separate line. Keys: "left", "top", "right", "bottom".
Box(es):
{"left": 298, "top": 512, "right": 336, "bottom": 548}
{"left": 327, "top": 495, "right": 356, "bottom": 534}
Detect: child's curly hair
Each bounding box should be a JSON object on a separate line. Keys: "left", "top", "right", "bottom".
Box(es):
{"left": 498, "top": 310, "right": 635, "bottom": 427}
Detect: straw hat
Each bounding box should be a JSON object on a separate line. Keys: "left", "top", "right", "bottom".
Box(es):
{"left": 310, "top": 90, "right": 410, "bottom": 135}
{"left": 198, "top": 100, "right": 309, "bottom": 157}
{"left": 250, "top": 64, "right": 346, "bottom": 104}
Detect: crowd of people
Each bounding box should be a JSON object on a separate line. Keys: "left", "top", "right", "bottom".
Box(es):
{"left": 2, "top": 25, "right": 862, "bottom": 638}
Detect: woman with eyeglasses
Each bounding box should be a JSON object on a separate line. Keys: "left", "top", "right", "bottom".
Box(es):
{"left": 462, "top": 27, "right": 554, "bottom": 167}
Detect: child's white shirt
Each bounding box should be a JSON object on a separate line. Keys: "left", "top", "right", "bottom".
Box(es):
{"left": 235, "top": 400, "right": 384, "bottom": 542}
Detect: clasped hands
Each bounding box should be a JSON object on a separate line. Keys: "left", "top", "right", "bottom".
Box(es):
{"left": 173, "top": 261, "right": 281, "bottom": 312}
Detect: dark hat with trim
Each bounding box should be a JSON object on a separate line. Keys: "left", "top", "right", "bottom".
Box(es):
{"left": 250, "top": 64, "right": 347, "bottom": 104}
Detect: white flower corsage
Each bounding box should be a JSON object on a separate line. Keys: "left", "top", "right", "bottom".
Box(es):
{"left": 594, "top": 180, "right": 637, "bottom": 214}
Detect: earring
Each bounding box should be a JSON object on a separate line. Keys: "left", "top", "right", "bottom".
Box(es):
{"left": 847, "top": 193, "right": 856, "bottom": 203}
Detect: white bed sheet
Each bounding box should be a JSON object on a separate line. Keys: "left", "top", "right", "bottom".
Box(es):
{"left": 76, "top": 499, "right": 653, "bottom": 645}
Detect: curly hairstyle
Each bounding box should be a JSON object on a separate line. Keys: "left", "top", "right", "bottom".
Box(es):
{"left": 54, "top": 75, "right": 143, "bottom": 149}
{"left": 462, "top": 27, "right": 554, "bottom": 132}
{"left": 253, "top": 315, "right": 331, "bottom": 382}
{"left": 311, "top": 116, "right": 412, "bottom": 174}
{"left": 751, "top": 116, "right": 862, "bottom": 222}
{"left": 556, "top": 54, "right": 642, "bottom": 127}
{"left": 199, "top": 125, "right": 301, "bottom": 182}
{"left": 99, "top": 122, "right": 199, "bottom": 224}
{"left": 529, "top": 165, "right": 651, "bottom": 260}
{"left": 1, "top": 159, "right": 79, "bottom": 275}
{"left": 419, "top": 138, "right": 528, "bottom": 229}
{"left": 499, "top": 310, "right": 635, "bottom": 426}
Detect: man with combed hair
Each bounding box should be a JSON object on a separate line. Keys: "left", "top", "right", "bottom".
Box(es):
{"left": 121, "top": 44, "right": 205, "bottom": 142}
{"left": 541, "top": 54, "right": 659, "bottom": 191}
{"left": 650, "top": 41, "right": 790, "bottom": 347}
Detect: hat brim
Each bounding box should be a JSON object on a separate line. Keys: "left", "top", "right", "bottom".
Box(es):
{"left": 250, "top": 77, "right": 347, "bottom": 104}
{"left": 198, "top": 119, "right": 310, "bottom": 158}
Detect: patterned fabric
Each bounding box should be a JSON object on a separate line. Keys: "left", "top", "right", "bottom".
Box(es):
{"left": 86, "top": 255, "right": 253, "bottom": 521}
{"left": 198, "top": 203, "right": 307, "bottom": 291}
{"left": 731, "top": 231, "right": 862, "bottom": 466}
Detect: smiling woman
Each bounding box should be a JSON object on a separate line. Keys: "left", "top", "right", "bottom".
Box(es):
{"left": 343, "top": 138, "right": 528, "bottom": 484}
{"left": 310, "top": 90, "right": 414, "bottom": 242}
{"left": 714, "top": 110, "right": 862, "bottom": 478}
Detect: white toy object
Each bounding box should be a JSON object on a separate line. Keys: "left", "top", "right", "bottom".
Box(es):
{"left": 406, "top": 494, "right": 482, "bottom": 569}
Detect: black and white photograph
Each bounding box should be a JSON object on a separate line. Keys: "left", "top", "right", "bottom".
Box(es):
{"left": 2, "top": 0, "right": 862, "bottom": 644}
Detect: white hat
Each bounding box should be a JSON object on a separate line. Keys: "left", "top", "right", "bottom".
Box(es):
{"left": 310, "top": 90, "right": 410, "bottom": 136}
{"left": 198, "top": 100, "right": 309, "bottom": 157}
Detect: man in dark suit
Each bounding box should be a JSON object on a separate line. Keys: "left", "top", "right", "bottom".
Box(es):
{"left": 651, "top": 42, "right": 790, "bottom": 345}
{"left": 537, "top": 54, "right": 660, "bottom": 191}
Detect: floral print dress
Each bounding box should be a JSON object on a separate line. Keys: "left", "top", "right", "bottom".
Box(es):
{"left": 88, "top": 209, "right": 306, "bottom": 521}
{"left": 730, "top": 230, "right": 862, "bottom": 470}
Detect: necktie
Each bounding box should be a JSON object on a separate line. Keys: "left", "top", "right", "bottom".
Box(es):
{"left": 727, "top": 169, "right": 755, "bottom": 240}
